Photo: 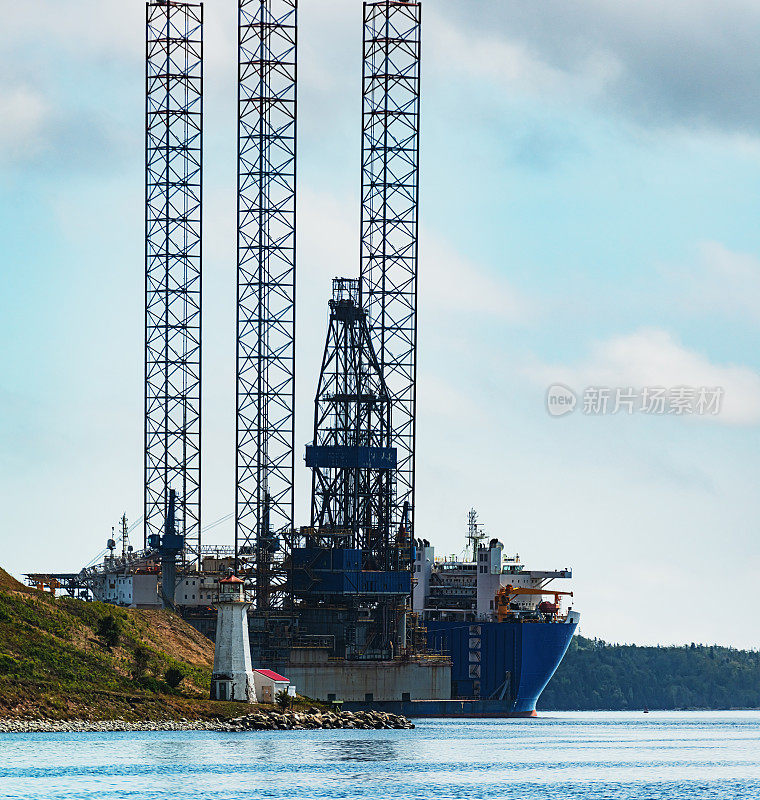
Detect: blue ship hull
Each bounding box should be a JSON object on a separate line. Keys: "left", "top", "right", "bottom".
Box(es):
{"left": 425, "top": 619, "right": 577, "bottom": 715}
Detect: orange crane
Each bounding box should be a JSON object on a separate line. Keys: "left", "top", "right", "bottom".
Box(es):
{"left": 34, "top": 577, "right": 61, "bottom": 594}
{"left": 495, "top": 584, "right": 573, "bottom": 622}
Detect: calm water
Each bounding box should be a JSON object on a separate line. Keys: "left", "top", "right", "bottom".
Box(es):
{"left": 1, "top": 712, "right": 759, "bottom": 800}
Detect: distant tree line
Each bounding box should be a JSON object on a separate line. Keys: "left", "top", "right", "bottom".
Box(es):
{"left": 540, "top": 635, "right": 760, "bottom": 710}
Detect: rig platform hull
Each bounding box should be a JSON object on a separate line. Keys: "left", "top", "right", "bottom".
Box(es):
{"left": 424, "top": 617, "right": 578, "bottom": 716}
{"left": 342, "top": 699, "right": 539, "bottom": 717}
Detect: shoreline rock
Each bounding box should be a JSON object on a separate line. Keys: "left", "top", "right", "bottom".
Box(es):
{"left": 0, "top": 709, "right": 414, "bottom": 734}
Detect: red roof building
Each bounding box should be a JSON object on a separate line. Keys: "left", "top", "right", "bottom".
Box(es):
{"left": 252, "top": 668, "right": 294, "bottom": 702}
{"left": 254, "top": 669, "right": 289, "bottom": 682}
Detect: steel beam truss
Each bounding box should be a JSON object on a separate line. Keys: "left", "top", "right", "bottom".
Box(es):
{"left": 236, "top": 0, "right": 297, "bottom": 608}
{"left": 145, "top": 1, "right": 203, "bottom": 567}
{"left": 360, "top": 0, "right": 421, "bottom": 542}
{"left": 308, "top": 279, "right": 397, "bottom": 569}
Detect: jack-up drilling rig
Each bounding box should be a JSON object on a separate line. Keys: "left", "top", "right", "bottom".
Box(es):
{"left": 46, "top": 0, "right": 577, "bottom": 714}
{"left": 65, "top": 0, "right": 438, "bottom": 701}
{"left": 238, "top": 2, "right": 434, "bottom": 694}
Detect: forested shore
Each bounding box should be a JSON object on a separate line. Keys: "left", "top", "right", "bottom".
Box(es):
{"left": 541, "top": 635, "right": 760, "bottom": 710}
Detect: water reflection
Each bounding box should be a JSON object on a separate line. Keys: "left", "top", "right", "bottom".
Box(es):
{"left": 323, "top": 737, "right": 400, "bottom": 762}
{"left": 137, "top": 736, "right": 197, "bottom": 763}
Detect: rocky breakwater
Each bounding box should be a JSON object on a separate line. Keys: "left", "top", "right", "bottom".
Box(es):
{"left": 0, "top": 709, "right": 414, "bottom": 733}
{"left": 227, "top": 708, "right": 414, "bottom": 730}
{"left": 0, "top": 718, "right": 230, "bottom": 733}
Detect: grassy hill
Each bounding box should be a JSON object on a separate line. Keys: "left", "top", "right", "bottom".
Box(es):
{"left": 0, "top": 568, "right": 252, "bottom": 720}
{"left": 6, "top": 566, "right": 756, "bottom": 716}
{"left": 540, "top": 635, "right": 760, "bottom": 711}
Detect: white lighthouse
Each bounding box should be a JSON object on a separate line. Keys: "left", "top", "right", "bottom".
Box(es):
{"left": 210, "top": 575, "right": 257, "bottom": 702}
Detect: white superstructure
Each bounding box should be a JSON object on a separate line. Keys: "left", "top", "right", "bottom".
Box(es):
{"left": 413, "top": 510, "right": 572, "bottom": 622}
{"left": 88, "top": 553, "right": 236, "bottom": 609}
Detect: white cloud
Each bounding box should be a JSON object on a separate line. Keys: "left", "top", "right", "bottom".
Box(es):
{"left": 0, "top": 86, "right": 48, "bottom": 160}
{"left": 420, "top": 231, "right": 528, "bottom": 321}
{"left": 296, "top": 187, "right": 528, "bottom": 322}
{"left": 418, "top": 371, "right": 485, "bottom": 422}
{"left": 675, "top": 241, "right": 760, "bottom": 323}
{"left": 4, "top": 0, "right": 760, "bottom": 138}
{"left": 436, "top": 0, "right": 760, "bottom": 135}
{"left": 530, "top": 328, "right": 760, "bottom": 424}
{"left": 427, "top": 14, "right": 620, "bottom": 101}
{"left": 298, "top": 187, "right": 357, "bottom": 283}
{"left": 1, "top": 2, "right": 140, "bottom": 62}
{"left": 0, "top": 1, "right": 236, "bottom": 78}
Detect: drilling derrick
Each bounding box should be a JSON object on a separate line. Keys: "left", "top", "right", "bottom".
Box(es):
{"left": 145, "top": 1, "right": 203, "bottom": 567}
{"left": 360, "top": 0, "right": 421, "bottom": 542}
{"left": 307, "top": 278, "right": 396, "bottom": 560}
{"left": 236, "top": 0, "right": 297, "bottom": 609}
{"left": 295, "top": 279, "right": 411, "bottom": 661}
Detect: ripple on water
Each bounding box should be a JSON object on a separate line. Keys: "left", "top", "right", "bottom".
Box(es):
{"left": 1, "top": 712, "right": 760, "bottom": 800}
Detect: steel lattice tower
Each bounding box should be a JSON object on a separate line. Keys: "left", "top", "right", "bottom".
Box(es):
{"left": 145, "top": 1, "right": 203, "bottom": 566}
{"left": 307, "top": 278, "right": 396, "bottom": 562}
{"left": 236, "top": 0, "right": 297, "bottom": 606}
{"left": 360, "top": 0, "right": 421, "bottom": 541}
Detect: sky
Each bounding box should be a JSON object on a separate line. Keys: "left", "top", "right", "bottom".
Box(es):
{"left": 1, "top": 0, "right": 760, "bottom": 648}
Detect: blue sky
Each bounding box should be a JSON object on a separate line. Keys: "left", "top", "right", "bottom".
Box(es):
{"left": 2, "top": 0, "right": 760, "bottom": 648}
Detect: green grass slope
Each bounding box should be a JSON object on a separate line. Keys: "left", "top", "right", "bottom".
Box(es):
{"left": 541, "top": 635, "right": 760, "bottom": 711}
{"left": 0, "top": 568, "right": 33, "bottom": 594}
{"left": 0, "top": 570, "right": 252, "bottom": 720}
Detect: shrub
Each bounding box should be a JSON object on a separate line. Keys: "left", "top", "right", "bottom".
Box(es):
{"left": 96, "top": 615, "right": 121, "bottom": 650}
{"left": 164, "top": 667, "right": 185, "bottom": 689}
{"left": 137, "top": 675, "right": 163, "bottom": 693}
{"left": 131, "top": 646, "right": 151, "bottom": 680}
{"left": 0, "top": 654, "right": 19, "bottom": 674}
{"left": 275, "top": 689, "right": 291, "bottom": 710}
